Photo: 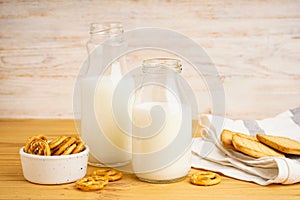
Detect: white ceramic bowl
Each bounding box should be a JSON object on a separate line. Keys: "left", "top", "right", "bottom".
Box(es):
{"left": 19, "top": 146, "right": 89, "bottom": 184}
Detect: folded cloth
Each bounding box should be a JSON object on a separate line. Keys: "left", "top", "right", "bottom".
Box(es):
{"left": 191, "top": 107, "right": 300, "bottom": 185}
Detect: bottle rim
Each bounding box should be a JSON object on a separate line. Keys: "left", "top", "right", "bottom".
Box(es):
{"left": 142, "top": 58, "right": 182, "bottom": 73}
{"left": 89, "top": 22, "right": 123, "bottom": 36}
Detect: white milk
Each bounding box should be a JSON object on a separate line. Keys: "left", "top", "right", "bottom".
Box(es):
{"left": 132, "top": 102, "right": 191, "bottom": 182}
{"left": 80, "top": 75, "right": 132, "bottom": 166}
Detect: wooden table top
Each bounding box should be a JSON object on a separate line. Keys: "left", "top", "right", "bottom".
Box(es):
{"left": 0, "top": 119, "right": 299, "bottom": 200}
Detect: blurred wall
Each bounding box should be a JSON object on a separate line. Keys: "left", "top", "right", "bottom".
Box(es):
{"left": 0, "top": 0, "right": 299, "bottom": 119}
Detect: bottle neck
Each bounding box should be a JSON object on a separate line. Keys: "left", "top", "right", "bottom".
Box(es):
{"left": 141, "top": 58, "right": 183, "bottom": 92}
{"left": 88, "top": 22, "right": 124, "bottom": 49}
{"left": 142, "top": 58, "right": 182, "bottom": 74}
{"left": 136, "top": 58, "right": 185, "bottom": 105}
{"left": 84, "top": 22, "right": 125, "bottom": 77}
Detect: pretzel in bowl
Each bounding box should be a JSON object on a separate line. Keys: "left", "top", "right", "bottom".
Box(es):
{"left": 48, "top": 136, "right": 68, "bottom": 150}
{"left": 92, "top": 168, "right": 123, "bottom": 182}
{"left": 72, "top": 138, "right": 86, "bottom": 154}
{"left": 24, "top": 135, "right": 86, "bottom": 156}
{"left": 50, "top": 136, "right": 85, "bottom": 155}
{"left": 75, "top": 176, "right": 109, "bottom": 191}
{"left": 52, "top": 137, "right": 77, "bottom": 155}
{"left": 190, "top": 171, "right": 221, "bottom": 186}
{"left": 24, "top": 135, "right": 51, "bottom": 156}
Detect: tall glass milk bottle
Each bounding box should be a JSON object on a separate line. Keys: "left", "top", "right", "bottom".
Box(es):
{"left": 80, "top": 22, "right": 132, "bottom": 167}
{"left": 132, "top": 58, "right": 192, "bottom": 183}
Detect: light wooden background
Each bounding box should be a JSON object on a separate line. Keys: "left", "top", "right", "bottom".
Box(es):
{"left": 0, "top": 0, "right": 300, "bottom": 119}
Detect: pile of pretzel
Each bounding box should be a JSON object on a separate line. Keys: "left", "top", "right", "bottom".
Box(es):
{"left": 75, "top": 168, "right": 123, "bottom": 191}
{"left": 75, "top": 168, "right": 220, "bottom": 190}
{"left": 24, "top": 134, "right": 85, "bottom": 156}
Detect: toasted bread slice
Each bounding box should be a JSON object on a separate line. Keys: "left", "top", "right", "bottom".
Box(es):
{"left": 232, "top": 134, "right": 285, "bottom": 158}
{"left": 221, "top": 129, "right": 235, "bottom": 149}
{"left": 221, "top": 129, "right": 258, "bottom": 149}
{"left": 256, "top": 134, "right": 300, "bottom": 155}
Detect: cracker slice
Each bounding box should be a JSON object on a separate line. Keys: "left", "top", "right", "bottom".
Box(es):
{"left": 232, "top": 134, "right": 285, "bottom": 158}
{"left": 221, "top": 129, "right": 258, "bottom": 149}
{"left": 221, "top": 129, "right": 235, "bottom": 149}
{"left": 256, "top": 134, "right": 300, "bottom": 155}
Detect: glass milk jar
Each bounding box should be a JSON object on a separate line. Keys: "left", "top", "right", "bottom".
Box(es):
{"left": 132, "top": 58, "right": 192, "bottom": 183}
{"left": 80, "top": 22, "right": 132, "bottom": 167}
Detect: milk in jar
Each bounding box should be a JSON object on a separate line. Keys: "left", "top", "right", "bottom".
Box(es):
{"left": 80, "top": 22, "right": 132, "bottom": 167}
{"left": 132, "top": 58, "right": 192, "bottom": 183}
{"left": 81, "top": 75, "right": 132, "bottom": 166}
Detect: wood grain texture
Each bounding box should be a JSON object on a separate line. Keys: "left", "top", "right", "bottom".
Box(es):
{"left": 0, "top": 119, "right": 299, "bottom": 200}
{"left": 0, "top": 0, "right": 300, "bottom": 119}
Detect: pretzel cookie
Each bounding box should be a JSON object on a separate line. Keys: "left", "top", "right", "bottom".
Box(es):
{"left": 24, "top": 135, "right": 85, "bottom": 156}
{"left": 53, "top": 137, "right": 77, "bottom": 155}
{"left": 24, "top": 135, "right": 51, "bottom": 156}
{"left": 190, "top": 171, "right": 221, "bottom": 186}
{"left": 48, "top": 136, "right": 68, "bottom": 150}
{"left": 92, "top": 168, "right": 123, "bottom": 182}
{"left": 50, "top": 136, "right": 85, "bottom": 155}
{"left": 75, "top": 176, "right": 109, "bottom": 191}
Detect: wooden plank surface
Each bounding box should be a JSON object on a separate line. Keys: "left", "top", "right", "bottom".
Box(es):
{"left": 0, "top": 119, "right": 299, "bottom": 200}
{"left": 0, "top": 0, "right": 300, "bottom": 119}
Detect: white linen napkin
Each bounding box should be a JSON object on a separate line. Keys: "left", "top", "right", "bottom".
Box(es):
{"left": 191, "top": 107, "right": 300, "bottom": 185}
